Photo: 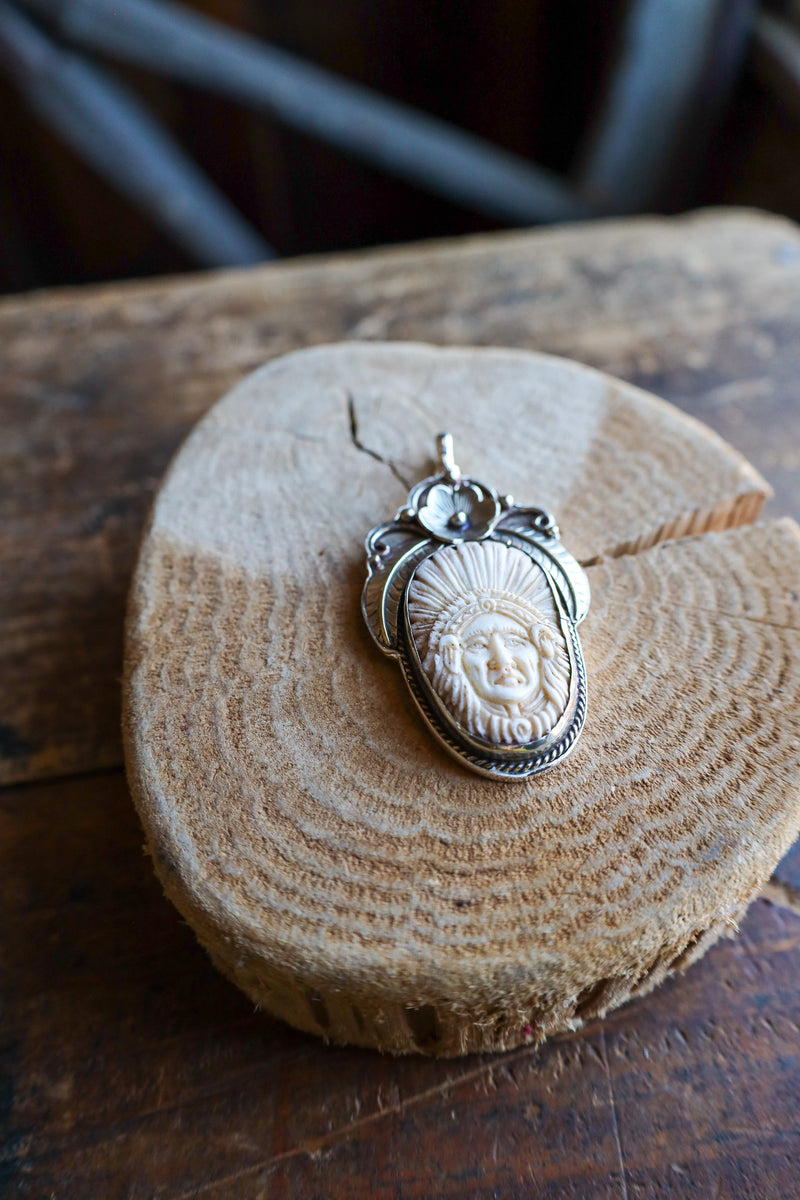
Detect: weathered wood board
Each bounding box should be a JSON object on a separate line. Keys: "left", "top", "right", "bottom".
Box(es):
{"left": 3, "top": 211, "right": 800, "bottom": 786}
{"left": 123, "top": 342, "right": 800, "bottom": 1055}
{"left": 4, "top": 768, "right": 800, "bottom": 1195}
{"left": 4, "top": 209, "right": 800, "bottom": 1193}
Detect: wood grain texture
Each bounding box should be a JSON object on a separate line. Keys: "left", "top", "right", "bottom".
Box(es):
{"left": 5, "top": 211, "right": 800, "bottom": 1195}
{"left": 4, "top": 210, "right": 800, "bottom": 786}
{"left": 123, "top": 342, "right": 800, "bottom": 1056}
{"left": 4, "top": 769, "right": 800, "bottom": 1196}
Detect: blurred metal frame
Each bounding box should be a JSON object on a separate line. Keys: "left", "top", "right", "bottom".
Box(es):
{"left": 752, "top": 8, "right": 800, "bottom": 123}
{"left": 17, "top": 0, "right": 593, "bottom": 227}
{"left": 0, "top": 0, "right": 272, "bottom": 266}
{"left": 576, "top": 0, "right": 757, "bottom": 212}
{"left": 0, "top": 0, "right": 767, "bottom": 269}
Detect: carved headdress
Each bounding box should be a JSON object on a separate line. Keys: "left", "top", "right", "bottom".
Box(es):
{"left": 407, "top": 540, "right": 570, "bottom": 745}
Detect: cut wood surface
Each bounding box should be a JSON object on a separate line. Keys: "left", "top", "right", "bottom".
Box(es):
{"left": 5, "top": 209, "right": 800, "bottom": 1193}
{"left": 4, "top": 209, "right": 800, "bottom": 787}
{"left": 4, "top": 772, "right": 800, "bottom": 1198}
{"left": 123, "top": 341, "right": 800, "bottom": 1055}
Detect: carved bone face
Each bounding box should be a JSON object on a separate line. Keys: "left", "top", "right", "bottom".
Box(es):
{"left": 408, "top": 540, "right": 571, "bottom": 746}
{"left": 445, "top": 610, "right": 542, "bottom": 706}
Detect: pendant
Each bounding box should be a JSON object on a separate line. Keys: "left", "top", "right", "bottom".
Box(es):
{"left": 362, "top": 435, "right": 590, "bottom": 780}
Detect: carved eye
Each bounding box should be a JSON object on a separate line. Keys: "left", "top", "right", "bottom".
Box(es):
{"left": 465, "top": 638, "right": 488, "bottom": 652}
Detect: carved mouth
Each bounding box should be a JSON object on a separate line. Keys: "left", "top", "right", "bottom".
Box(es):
{"left": 492, "top": 669, "right": 524, "bottom": 686}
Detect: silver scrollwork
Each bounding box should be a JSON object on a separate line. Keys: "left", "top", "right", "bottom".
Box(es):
{"left": 362, "top": 435, "right": 590, "bottom": 780}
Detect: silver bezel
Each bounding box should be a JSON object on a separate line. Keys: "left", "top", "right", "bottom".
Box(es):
{"left": 361, "top": 437, "right": 590, "bottom": 780}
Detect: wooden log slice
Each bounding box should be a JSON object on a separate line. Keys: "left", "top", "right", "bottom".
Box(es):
{"left": 122, "top": 342, "right": 800, "bottom": 1056}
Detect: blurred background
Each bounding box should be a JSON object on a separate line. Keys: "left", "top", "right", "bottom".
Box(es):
{"left": 1, "top": 0, "right": 800, "bottom": 295}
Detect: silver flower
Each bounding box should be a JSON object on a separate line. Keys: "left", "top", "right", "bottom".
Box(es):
{"left": 416, "top": 481, "right": 500, "bottom": 542}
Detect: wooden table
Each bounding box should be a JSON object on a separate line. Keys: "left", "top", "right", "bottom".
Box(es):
{"left": 3, "top": 209, "right": 800, "bottom": 1199}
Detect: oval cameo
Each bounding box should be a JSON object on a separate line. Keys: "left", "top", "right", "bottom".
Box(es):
{"left": 407, "top": 540, "right": 570, "bottom": 747}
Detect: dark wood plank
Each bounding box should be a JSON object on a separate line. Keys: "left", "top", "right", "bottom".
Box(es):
{"left": 3, "top": 209, "right": 800, "bottom": 788}
{"left": 5, "top": 209, "right": 800, "bottom": 1199}
{"left": 2, "top": 770, "right": 800, "bottom": 1197}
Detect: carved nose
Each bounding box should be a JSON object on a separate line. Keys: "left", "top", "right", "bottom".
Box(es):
{"left": 488, "top": 632, "right": 513, "bottom": 670}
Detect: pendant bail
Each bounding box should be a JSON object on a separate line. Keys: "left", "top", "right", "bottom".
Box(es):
{"left": 437, "top": 432, "right": 461, "bottom": 483}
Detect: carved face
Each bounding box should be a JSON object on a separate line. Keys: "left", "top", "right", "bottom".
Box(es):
{"left": 408, "top": 540, "right": 571, "bottom": 747}
{"left": 451, "top": 611, "right": 541, "bottom": 705}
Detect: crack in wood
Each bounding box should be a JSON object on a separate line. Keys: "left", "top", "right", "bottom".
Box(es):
{"left": 581, "top": 489, "right": 769, "bottom": 569}
{"left": 600, "top": 1028, "right": 630, "bottom": 1200}
{"left": 346, "top": 391, "right": 411, "bottom": 490}
{"left": 163, "top": 1043, "right": 542, "bottom": 1200}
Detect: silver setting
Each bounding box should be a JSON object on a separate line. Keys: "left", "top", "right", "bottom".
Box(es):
{"left": 362, "top": 435, "right": 590, "bottom": 780}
